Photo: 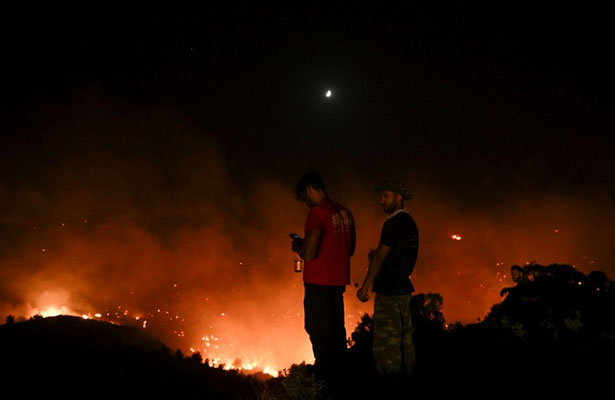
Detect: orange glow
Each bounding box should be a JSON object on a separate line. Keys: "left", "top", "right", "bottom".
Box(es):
{"left": 1, "top": 180, "right": 612, "bottom": 376}
{"left": 35, "top": 305, "right": 74, "bottom": 318}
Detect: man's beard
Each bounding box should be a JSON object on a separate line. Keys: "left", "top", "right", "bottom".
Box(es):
{"left": 382, "top": 203, "right": 396, "bottom": 214}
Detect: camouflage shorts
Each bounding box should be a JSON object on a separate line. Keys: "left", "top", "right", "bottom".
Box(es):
{"left": 373, "top": 293, "right": 415, "bottom": 376}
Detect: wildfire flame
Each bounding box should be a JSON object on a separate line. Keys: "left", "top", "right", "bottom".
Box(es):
{"left": 22, "top": 302, "right": 283, "bottom": 377}
{"left": 34, "top": 305, "right": 75, "bottom": 318}
{"left": 2, "top": 182, "right": 609, "bottom": 382}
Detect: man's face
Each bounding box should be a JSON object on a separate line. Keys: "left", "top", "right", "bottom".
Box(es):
{"left": 301, "top": 186, "right": 317, "bottom": 208}
{"left": 511, "top": 268, "right": 523, "bottom": 283}
{"left": 379, "top": 191, "right": 400, "bottom": 213}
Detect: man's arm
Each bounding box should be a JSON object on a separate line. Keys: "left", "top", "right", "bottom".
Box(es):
{"left": 349, "top": 227, "right": 356, "bottom": 257}
{"left": 292, "top": 229, "right": 322, "bottom": 261}
{"left": 357, "top": 243, "right": 392, "bottom": 302}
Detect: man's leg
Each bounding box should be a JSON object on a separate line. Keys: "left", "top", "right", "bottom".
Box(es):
{"left": 372, "top": 293, "right": 403, "bottom": 376}
{"left": 304, "top": 284, "right": 347, "bottom": 390}
{"left": 304, "top": 283, "right": 327, "bottom": 368}
{"left": 329, "top": 285, "right": 348, "bottom": 394}
{"left": 399, "top": 294, "right": 416, "bottom": 375}
{"left": 331, "top": 285, "right": 347, "bottom": 366}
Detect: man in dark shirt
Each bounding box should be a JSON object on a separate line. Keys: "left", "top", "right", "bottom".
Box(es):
{"left": 357, "top": 180, "right": 419, "bottom": 381}
{"left": 500, "top": 265, "right": 525, "bottom": 297}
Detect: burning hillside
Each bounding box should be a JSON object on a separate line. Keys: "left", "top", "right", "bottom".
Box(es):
{"left": 1, "top": 103, "right": 613, "bottom": 374}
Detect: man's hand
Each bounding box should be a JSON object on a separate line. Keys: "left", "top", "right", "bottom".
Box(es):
{"left": 291, "top": 238, "right": 304, "bottom": 253}
{"left": 356, "top": 285, "right": 370, "bottom": 302}
{"left": 357, "top": 244, "right": 391, "bottom": 303}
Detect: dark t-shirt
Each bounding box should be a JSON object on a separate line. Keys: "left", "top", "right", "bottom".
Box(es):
{"left": 372, "top": 211, "right": 419, "bottom": 295}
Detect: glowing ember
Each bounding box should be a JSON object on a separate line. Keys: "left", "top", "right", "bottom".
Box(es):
{"left": 451, "top": 234, "right": 462, "bottom": 241}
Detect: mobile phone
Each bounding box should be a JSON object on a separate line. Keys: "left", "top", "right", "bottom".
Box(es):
{"left": 289, "top": 233, "right": 301, "bottom": 240}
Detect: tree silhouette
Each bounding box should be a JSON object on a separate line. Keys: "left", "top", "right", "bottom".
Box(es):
{"left": 342, "top": 264, "right": 614, "bottom": 399}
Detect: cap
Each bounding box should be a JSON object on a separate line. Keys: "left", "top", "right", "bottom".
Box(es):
{"left": 374, "top": 180, "right": 412, "bottom": 200}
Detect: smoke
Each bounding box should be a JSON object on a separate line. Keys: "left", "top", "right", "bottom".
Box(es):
{"left": 1, "top": 91, "right": 614, "bottom": 371}
{"left": 341, "top": 176, "right": 615, "bottom": 324}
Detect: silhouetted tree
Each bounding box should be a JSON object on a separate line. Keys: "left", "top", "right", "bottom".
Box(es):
{"left": 410, "top": 292, "right": 445, "bottom": 330}
{"left": 347, "top": 313, "right": 373, "bottom": 357}
{"left": 281, "top": 363, "right": 325, "bottom": 400}
{"left": 190, "top": 351, "right": 203, "bottom": 365}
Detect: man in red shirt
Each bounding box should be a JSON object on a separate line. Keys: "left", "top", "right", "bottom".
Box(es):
{"left": 291, "top": 172, "right": 356, "bottom": 390}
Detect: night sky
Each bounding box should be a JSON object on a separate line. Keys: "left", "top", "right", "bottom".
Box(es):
{"left": 3, "top": 5, "right": 614, "bottom": 187}
{"left": 1, "top": 4, "right": 614, "bottom": 369}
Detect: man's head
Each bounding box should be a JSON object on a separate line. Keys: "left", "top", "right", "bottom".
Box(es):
{"left": 296, "top": 172, "right": 327, "bottom": 207}
{"left": 375, "top": 180, "right": 412, "bottom": 214}
{"left": 510, "top": 265, "right": 524, "bottom": 283}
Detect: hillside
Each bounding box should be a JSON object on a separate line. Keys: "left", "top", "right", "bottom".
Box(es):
{"left": 2, "top": 263, "right": 614, "bottom": 399}
{"left": 0, "top": 315, "right": 257, "bottom": 399}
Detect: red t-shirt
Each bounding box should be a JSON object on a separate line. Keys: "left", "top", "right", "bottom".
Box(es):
{"left": 303, "top": 199, "right": 356, "bottom": 286}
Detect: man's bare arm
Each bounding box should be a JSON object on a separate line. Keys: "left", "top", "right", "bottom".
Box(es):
{"left": 357, "top": 243, "right": 392, "bottom": 301}
{"left": 294, "top": 229, "right": 322, "bottom": 261}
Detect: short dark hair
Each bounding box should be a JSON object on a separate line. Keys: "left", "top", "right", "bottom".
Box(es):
{"left": 511, "top": 265, "right": 523, "bottom": 272}
{"left": 296, "top": 172, "right": 325, "bottom": 201}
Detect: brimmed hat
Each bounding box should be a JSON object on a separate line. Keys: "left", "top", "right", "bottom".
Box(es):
{"left": 374, "top": 180, "right": 412, "bottom": 200}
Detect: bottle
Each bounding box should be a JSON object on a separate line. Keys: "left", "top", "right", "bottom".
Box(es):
{"left": 294, "top": 253, "right": 304, "bottom": 273}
